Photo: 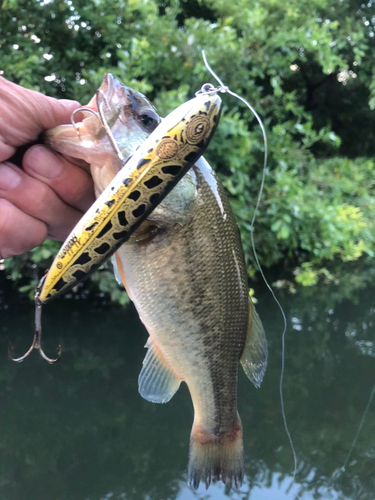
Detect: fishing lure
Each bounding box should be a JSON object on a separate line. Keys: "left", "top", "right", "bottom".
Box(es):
{"left": 39, "top": 92, "right": 221, "bottom": 303}
{"left": 9, "top": 82, "right": 222, "bottom": 363}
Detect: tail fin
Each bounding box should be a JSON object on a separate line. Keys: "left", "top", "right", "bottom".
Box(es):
{"left": 187, "top": 419, "right": 244, "bottom": 490}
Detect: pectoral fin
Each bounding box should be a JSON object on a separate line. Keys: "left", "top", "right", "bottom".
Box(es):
{"left": 112, "top": 255, "right": 122, "bottom": 286}
{"left": 240, "top": 298, "right": 268, "bottom": 388}
{"left": 138, "top": 338, "right": 181, "bottom": 403}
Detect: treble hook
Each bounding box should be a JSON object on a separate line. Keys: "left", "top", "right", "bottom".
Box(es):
{"left": 71, "top": 106, "right": 101, "bottom": 139}
{"left": 8, "top": 276, "right": 61, "bottom": 364}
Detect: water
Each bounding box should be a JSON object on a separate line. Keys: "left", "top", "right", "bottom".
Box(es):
{"left": 0, "top": 276, "right": 374, "bottom": 500}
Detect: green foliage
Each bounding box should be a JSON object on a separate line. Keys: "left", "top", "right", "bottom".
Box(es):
{"left": 266, "top": 157, "right": 375, "bottom": 280}
{"left": 1, "top": 0, "right": 374, "bottom": 302}
{"left": 90, "top": 267, "right": 130, "bottom": 306}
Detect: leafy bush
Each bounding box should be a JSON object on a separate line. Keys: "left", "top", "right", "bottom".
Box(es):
{"left": 1, "top": 0, "right": 374, "bottom": 302}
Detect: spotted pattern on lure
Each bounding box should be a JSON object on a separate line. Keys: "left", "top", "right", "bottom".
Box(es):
{"left": 38, "top": 92, "right": 222, "bottom": 303}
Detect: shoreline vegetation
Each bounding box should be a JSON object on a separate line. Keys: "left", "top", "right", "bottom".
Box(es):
{"left": 1, "top": 0, "right": 374, "bottom": 303}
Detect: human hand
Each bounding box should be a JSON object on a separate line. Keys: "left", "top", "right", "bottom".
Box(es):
{"left": 0, "top": 77, "right": 95, "bottom": 259}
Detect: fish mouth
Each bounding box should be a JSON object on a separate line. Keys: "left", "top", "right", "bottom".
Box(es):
{"left": 86, "top": 73, "right": 127, "bottom": 114}
{"left": 44, "top": 74, "right": 160, "bottom": 166}
{"left": 99, "top": 72, "right": 116, "bottom": 96}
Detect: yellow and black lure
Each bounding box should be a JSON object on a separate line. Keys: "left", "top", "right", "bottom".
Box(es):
{"left": 9, "top": 85, "right": 222, "bottom": 363}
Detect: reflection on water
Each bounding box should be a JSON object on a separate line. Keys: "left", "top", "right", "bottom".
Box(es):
{"left": 0, "top": 275, "right": 374, "bottom": 500}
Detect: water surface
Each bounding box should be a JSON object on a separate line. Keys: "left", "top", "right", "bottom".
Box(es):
{"left": 0, "top": 277, "right": 374, "bottom": 500}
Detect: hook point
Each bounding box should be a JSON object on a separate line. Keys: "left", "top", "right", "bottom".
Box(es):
{"left": 8, "top": 279, "right": 62, "bottom": 364}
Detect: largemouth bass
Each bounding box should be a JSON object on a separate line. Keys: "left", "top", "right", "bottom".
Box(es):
{"left": 46, "top": 75, "right": 268, "bottom": 489}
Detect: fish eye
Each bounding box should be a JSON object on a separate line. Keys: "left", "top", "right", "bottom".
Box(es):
{"left": 137, "top": 110, "right": 159, "bottom": 132}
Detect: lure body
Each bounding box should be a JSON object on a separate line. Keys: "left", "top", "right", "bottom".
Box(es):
{"left": 40, "top": 75, "right": 221, "bottom": 302}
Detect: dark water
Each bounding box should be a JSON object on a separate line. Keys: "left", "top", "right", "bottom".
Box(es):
{"left": 0, "top": 276, "right": 374, "bottom": 500}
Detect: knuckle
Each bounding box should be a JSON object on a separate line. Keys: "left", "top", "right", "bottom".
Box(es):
{"left": 20, "top": 228, "right": 48, "bottom": 254}
{"left": 34, "top": 181, "right": 53, "bottom": 210}
{"left": 0, "top": 199, "right": 14, "bottom": 233}
{"left": 61, "top": 168, "right": 94, "bottom": 209}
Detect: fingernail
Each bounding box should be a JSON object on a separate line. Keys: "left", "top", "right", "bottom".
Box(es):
{"left": 24, "top": 145, "right": 64, "bottom": 179}
{"left": 0, "top": 164, "right": 22, "bottom": 191}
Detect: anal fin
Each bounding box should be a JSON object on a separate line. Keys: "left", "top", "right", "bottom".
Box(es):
{"left": 240, "top": 297, "right": 268, "bottom": 388}
{"left": 138, "top": 338, "right": 181, "bottom": 403}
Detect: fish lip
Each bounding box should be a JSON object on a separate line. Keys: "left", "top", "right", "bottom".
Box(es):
{"left": 86, "top": 73, "right": 127, "bottom": 114}
{"left": 99, "top": 73, "right": 126, "bottom": 105}
{"left": 100, "top": 73, "right": 115, "bottom": 96}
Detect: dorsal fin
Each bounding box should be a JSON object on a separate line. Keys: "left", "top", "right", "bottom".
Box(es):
{"left": 138, "top": 338, "right": 181, "bottom": 403}
{"left": 240, "top": 297, "right": 268, "bottom": 388}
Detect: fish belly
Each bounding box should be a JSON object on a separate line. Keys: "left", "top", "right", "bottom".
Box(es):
{"left": 116, "top": 158, "right": 249, "bottom": 488}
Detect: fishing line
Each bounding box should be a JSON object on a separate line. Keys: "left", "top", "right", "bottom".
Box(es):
{"left": 201, "top": 51, "right": 298, "bottom": 484}
{"left": 340, "top": 383, "right": 375, "bottom": 473}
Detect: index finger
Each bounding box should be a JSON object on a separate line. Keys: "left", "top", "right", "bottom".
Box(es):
{"left": 0, "top": 77, "right": 80, "bottom": 161}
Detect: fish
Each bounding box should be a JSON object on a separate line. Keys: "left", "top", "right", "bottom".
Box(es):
{"left": 41, "top": 74, "right": 221, "bottom": 301}
{"left": 46, "top": 74, "right": 268, "bottom": 489}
